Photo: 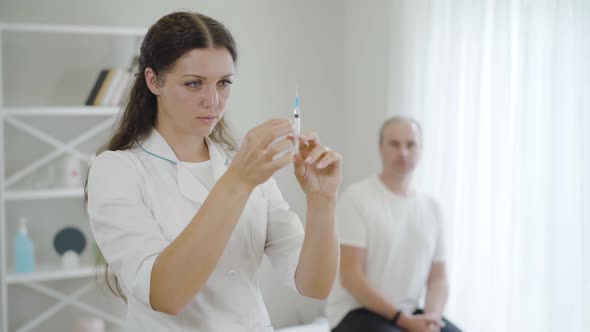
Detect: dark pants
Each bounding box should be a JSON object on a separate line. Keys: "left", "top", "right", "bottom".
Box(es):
{"left": 332, "top": 308, "right": 462, "bottom": 332}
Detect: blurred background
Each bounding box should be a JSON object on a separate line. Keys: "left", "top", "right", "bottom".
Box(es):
{"left": 0, "top": 0, "right": 588, "bottom": 331}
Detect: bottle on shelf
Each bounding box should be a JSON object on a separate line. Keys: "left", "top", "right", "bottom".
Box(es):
{"left": 13, "top": 217, "right": 36, "bottom": 273}
{"left": 63, "top": 155, "right": 84, "bottom": 188}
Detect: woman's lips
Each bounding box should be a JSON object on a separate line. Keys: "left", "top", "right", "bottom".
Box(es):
{"left": 196, "top": 116, "right": 218, "bottom": 124}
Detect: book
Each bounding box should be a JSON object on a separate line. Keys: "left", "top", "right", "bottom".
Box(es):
{"left": 101, "top": 69, "right": 125, "bottom": 106}
{"left": 84, "top": 69, "right": 109, "bottom": 106}
{"left": 92, "top": 69, "right": 115, "bottom": 106}
{"left": 112, "top": 71, "right": 134, "bottom": 106}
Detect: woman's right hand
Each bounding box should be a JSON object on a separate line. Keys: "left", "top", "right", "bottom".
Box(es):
{"left": 226, "top": 118, "right": 294, "bottom": 188}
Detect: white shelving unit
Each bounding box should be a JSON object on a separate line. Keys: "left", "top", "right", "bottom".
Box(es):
{"left": 5, "top": 264, "right": 96, "bottom": 284}
{"left": 4, "top": 188, "right": 85, "bottom": 201}
{"left": 0, "top": 22, "right": 145, "bottom": 332}
{"left": 2, "top": 106, "right": 119, "bottom": 117}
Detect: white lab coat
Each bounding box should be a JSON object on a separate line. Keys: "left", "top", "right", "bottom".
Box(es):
{"left": 87, "top": 128, "right": 304, "bottom": 331}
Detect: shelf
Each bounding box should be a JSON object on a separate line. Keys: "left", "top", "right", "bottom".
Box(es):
{"left": 0, "top": 20, "right": 129, "bottom": 332}
{"left": 6, "top": 264, "right": 99, "bottom": 284}
{"left": 0, "top": 22, "right": 146, "bottom": 37}
{"left": 4, "top": 188, "right": 85, "bottom": 201}
{"left": 1, "top": 106, "right": 120, "bottom": 117}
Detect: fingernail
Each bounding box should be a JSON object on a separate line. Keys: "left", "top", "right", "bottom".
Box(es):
{"left": 305, "top": 157, "right": 312, "bottom": 163}
{"left": 317, "top": 163, "right": 324, "bottom": 168}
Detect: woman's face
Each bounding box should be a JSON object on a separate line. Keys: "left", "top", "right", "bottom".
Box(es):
{"left": 147, "top": 48, "right": 234, "bottom": 137}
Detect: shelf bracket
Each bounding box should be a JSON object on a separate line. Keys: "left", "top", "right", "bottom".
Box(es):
{"left": 15, "top": 281, "right": 124, "bottom": 332}
{"left": 4, "top": 117, "right": 115, "bottom": 188}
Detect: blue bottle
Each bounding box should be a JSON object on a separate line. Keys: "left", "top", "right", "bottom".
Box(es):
{"left": 13, "top": 217, "right": 35, "bottom": 273}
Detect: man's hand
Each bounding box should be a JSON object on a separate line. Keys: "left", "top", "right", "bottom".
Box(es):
{"left": 398, "top": 313, "right": 444, "bottom": 332}
{"left": 428, "top": 322, "right": 442, "bottom": 332}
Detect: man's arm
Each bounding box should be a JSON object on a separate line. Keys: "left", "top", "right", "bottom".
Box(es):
{"left": 424, "top": 261, "right": 448, "bottom": 318}
{"left": 339, "top": 245, "right": 399, "bottom": 320}
{"left": 340, "top": 245, "right": 443, "bottom": 330}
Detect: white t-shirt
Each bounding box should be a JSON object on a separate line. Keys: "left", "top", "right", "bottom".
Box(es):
{"left": 325, "top": 176, "right": 445, "bottom": 328}
{"left": 179, "top": 160, "right": 215, "bottom": 191}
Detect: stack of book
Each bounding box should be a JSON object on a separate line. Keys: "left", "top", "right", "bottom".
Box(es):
{"left": 85, "top": 68, "right": 134, "bottom": 106}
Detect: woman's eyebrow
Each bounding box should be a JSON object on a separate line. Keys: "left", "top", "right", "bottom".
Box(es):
{"left": 181, "top": 73, "right": 234, "bottom": 79}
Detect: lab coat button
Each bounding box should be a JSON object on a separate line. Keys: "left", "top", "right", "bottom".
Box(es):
{"left": 227, "top": 269, "right": 240, "bottom": 278}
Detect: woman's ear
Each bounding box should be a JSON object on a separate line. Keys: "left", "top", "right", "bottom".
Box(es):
{"left": 145, "top": 67, "right": 161, "bottom": 95}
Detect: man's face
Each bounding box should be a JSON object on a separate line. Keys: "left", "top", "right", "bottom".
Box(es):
{"left": 379, "top": 121, "right": 422, "bottom": 177}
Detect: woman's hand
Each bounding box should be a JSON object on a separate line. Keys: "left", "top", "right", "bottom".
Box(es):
{"left": 227, "top": 119, "right": 294, "bottom": 188}
{"left": 292, "top": 131, "right": 343, "bottom": 198}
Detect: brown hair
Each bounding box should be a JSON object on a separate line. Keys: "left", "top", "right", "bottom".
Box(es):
{"left": 86, "top": 11, "right": 238, "bottom": 302}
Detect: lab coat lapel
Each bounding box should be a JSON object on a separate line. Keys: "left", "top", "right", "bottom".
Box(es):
{"left": 139, "top": 128, "right": 178, "bottom": 164}
{"left": 178, "top": 139, "right": 230, "bottom": 204}
{"left": 177, "top": 165, "right": 210, "bottom": 205}
{"left": 140, "top": 128, "right": 230, "bottom": 205}
{"left": 205, "top": 137, "right": 230, "bottom": 182}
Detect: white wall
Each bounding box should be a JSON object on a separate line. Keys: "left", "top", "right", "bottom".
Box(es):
{"left": 0, "top": 0, "right": 394, "bottom": 330}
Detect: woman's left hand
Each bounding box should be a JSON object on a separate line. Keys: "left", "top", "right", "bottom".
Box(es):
{"left": 292, "top": 131, "right": 343, "bottom": 198}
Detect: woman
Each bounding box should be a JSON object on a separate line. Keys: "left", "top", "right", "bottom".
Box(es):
{"left": 87, "top": 11, "right": 341, "bottom": 331}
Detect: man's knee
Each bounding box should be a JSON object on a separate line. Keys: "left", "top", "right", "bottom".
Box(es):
{"left": 441, "top": 318, "right": 463, "bottom": 332}
{"left": 332, "top": 308, "right": 404, "bottom": 332}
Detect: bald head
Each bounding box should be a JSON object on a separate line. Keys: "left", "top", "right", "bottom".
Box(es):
{"left": 379, "top": 116, "right": 422, "bottom": 177}
{"left": 379, "top": 116, "right": 422, "bottom": 146}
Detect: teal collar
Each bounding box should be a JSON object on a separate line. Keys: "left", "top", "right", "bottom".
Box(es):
{"left": 137, "top": 127, "right": 230, "bottom": 169}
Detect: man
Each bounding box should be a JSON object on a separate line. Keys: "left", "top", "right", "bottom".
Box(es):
{"left": 326, "top": 116, "right": 461, "bottom": 332}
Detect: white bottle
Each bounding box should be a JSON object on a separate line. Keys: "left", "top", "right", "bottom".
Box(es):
{"left": 63, "top": 155, "right": 83, "bottom": 188}
{"left": 62, "top": 250, "right": 80, "bottom": 269}
{"left": 73, "top": 318, "right": 105, "bottom": 332}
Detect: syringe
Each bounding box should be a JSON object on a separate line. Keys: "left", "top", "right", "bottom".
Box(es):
{"left": 294, "top": 85, "right": 301, "bottom": 153}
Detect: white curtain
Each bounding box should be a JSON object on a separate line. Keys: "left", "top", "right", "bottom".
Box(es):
{"left": 388, "top": 1, "right": 590, "bottom": 331}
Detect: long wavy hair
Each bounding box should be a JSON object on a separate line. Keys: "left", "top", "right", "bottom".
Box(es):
{"left": 85, "top": 11, "right": 238, "bottom": 301}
